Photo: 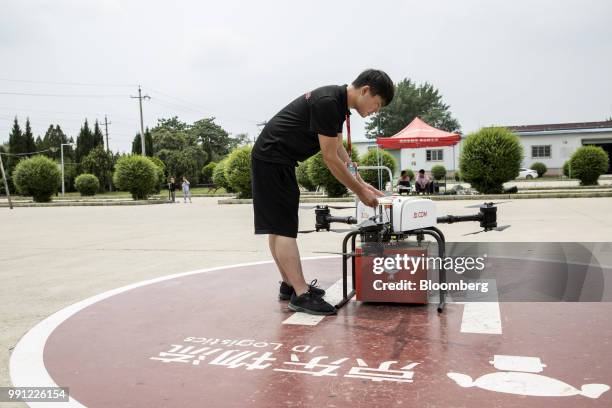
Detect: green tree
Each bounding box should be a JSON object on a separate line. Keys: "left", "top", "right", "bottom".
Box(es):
{"left": 8, "top": 117, "right": 23, "bottom": 155}
{"left": 307, "top": 142, "right": 359, "bottom": 197}
{"left": 201, "top": 162, "right": 217, "bottom": 184}
{"left": 152, "top": 128, "right": 187, "bottom": 151}
{"left": 132, "top": 128, "right": 154, "bottom": 156}
{"left": 225, "top": 146, "right": 252, "bottom": 198}
{"left": 155, "top": 148, "right": 203, "bottom": 182}
{"left": 189, "top": 117, "right": 234, "bottom": 163}
{"left": 113, "top": 155, "right": 158, "bottom": 200}
{"left": 35, "top": 135, "right": 44, "bottom": 151}
{"left": 431, "top": 165, "right": 447, "bottom": 181}
{"left": 459, "top": 127, "right": 523, "bottom": 194}
{"left": 366, "top": 79, "right": 460, "bottom": 138}
{"left": 13, "top": 155, "right": 62, "bottom": 202}
{"left": 93, "top": 120, "right": 105, "bottom": 148}
{"left": 569, "top": 146, "right": 609, "bottom": 185}
{"left": 6, "top": 117, "right": 24, "bottom": 191}
{"left": 75, "top": 173, "right": 100, "bottom": 196}
{"left": 359, "top": 149, "right": 397, "bottom": 188}
{"left": 23, "top": 118, "right": 36, "bottom": 154}
{"left": 296, "top": 161, "right": 316, "bottom": 191}
{"left": 40, "top": 125, "right": 71, "bottom": 161}
{"left": 152, "top": 116, "right": 190, "bottom": 133}
{"left": 75, "top": 119, "right": 94, "bottom": 164}
{"left": 81, "top": 146, "right": 114, "bottom": 191}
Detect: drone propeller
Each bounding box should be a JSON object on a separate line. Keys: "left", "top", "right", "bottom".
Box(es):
{"left": 299, "top": 204, "right": 355, "bottom": 210}
{"left": 463, "top": 224, "right": 512, "bottom": 236}
{"left": 465, "top": 201, "right": 512, "bottom": 209}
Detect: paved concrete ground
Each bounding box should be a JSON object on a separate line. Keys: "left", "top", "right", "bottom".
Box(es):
{"left": 1, "top": 196, "right": 612, "bottom": 406}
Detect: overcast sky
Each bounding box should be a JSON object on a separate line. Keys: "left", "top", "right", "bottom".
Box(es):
{"left": 1, "top": 0, "right": 611, "bottom": 153}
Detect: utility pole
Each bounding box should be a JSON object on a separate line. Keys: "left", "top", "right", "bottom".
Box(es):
{"left": 103, "top": 115, "right": 111, "bottom": 152}
{"left": 130, "top": 85, "right": 150, "bottom": 156}
{"left": 103, "top": 115, "right": 113, "bottom": 192}
{"left": 0, "top": 152, "right": 13, "bottom": 209}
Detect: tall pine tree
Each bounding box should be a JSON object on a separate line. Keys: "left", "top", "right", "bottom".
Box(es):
{"left": 131, "top": 128, "right": 153, "bottom": 156}
{"left": 93, "top": 120, "right": 104, "bottom": 148}
{"left": 75, "top": 119, "right": 94, "bottom": 164}
{"left": 6, "top": 117, "right": 24, "bottom": 190}
{"left": 42, "top": 124, "right": 70, "bottom": 161}
{"left": 23, "top": 118, "right": 36, "bottom": 154}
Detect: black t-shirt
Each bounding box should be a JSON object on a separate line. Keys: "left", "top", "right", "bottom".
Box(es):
{"left": 252, "top": 85, "right": 350, "bottom": 166}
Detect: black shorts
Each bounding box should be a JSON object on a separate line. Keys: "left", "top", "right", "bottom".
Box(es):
{"left": 251, "top": 156, "right": 300, "bottom": 238}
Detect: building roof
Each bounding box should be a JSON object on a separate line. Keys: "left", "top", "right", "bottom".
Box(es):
{"left": 504, "top": 120, "right": 612, "bottom": 133}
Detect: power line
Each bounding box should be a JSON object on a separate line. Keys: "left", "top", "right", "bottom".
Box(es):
{"left": 0, "top": 78, "right": 135, "bottom": 87}
{"left": 0, "top": 148, "right": 54, "bottom": 156}
{"left": 0, "top": 91, "right": 127, "bottom": 98}
{"left": 0, "top": 106, "right": 134, "bottom": 121}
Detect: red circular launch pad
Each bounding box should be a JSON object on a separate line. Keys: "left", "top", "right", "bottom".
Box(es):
{"left": 10, "top": 257, "right": 612, "bottom": 407}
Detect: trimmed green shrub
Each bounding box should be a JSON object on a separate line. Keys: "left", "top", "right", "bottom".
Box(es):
{"left": 112, "top": 155, "right": 158, "bottom": 200}
{"left": 359, "top": 149, "right": 397, "bottom": 188}
{"left": 225, "top": 146, "right": 252, "bottom": 198}
{"left": 569, "top": 146, "right": 609, "bottom": 185}
{"left": 459, "top": 127, "right": 523, "bottom": 194}
{"left": 530, "top": 162, "right": 547, "bottom": 177}
{"left": 454, "top": 170, "right": 461, "bottom": 181}
{"left": 431, "top": 165, "right": 447, "bottom": 181}
{"left": 75, "top": 173, "right": 99, "bottom": 196}
{"left": 307, "top": 142, "right": 359, "bottom": 197}
{"left": 13, "top": 155, "right": 61, "bottom": 202}
{"left": 201, "top": 162, "right": 217, "bottom": 184}
{"left": 148, "top": 156, "right": 166, "bottom": 193}
{"left": 562, "top": 160, "right": 571, "bottom": 178}
{"left": 212, "top": 158, "right": 231, "bottom": 192}
{"left": 296, "top": 160, "right": 316, "bottom": 191}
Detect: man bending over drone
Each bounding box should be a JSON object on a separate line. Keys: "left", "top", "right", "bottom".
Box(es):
{"left": 251, "top": 69, "right": 394, "bottom": 315}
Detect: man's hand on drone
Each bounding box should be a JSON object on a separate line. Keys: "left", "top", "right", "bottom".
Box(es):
{"left": 357, "top": 187, "right": 379, "bottom": 208}
{"left": 355, "top": 170, "right": 385, "bottom": 197}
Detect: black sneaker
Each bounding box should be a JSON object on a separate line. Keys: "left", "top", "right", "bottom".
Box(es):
{"left": 279, "top": 281, "right": 293, "bottom": 300}
{"left": 279, "top": 280, "right": 325, "bottom": 300}
{"left": 288, "top": 290, "right": 336, "bottom": 315}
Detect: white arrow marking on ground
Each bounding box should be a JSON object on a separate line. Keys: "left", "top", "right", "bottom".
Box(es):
{"left": 459, "top": 279, "right": 502, "bottom": 334}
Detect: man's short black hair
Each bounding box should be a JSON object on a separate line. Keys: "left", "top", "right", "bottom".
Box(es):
{"left": 352, "top": 69, "right": 395, "bottom": 106}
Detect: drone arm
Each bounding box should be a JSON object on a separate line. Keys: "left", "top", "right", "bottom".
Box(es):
{"left": 438, "top": 206, "right": 498, "bottom": 231}
{"left": 437, "top": 214, "right": 482, "bottom": 224}
{"left": 327, "top": 215, "right": 358, "bottom": 225}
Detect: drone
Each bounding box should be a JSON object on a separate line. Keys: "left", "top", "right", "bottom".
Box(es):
{"left": 299, "top": 196, "right": 510, "bottom": 312}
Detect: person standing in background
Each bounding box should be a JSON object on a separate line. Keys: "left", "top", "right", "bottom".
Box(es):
{"left": 168, "top": 177, "right": 177, "bottom": 203}
{"left": 182, "top": 176, "right": 192, "bottom": 203}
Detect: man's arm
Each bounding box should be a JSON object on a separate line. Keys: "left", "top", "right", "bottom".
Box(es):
{"left": 320, "top": 135, "right": 378, "bottom": 207}
{"left": 336, "top": 134, "right": 385, "bottom": 197}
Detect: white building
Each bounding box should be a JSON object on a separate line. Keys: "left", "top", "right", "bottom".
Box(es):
{"left": 353, "top": 120, "right": 612, "bottom": 177}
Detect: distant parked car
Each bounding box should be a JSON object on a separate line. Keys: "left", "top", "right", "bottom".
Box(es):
{"left": 516, "top": 168, "right": 539, "bottom": 179}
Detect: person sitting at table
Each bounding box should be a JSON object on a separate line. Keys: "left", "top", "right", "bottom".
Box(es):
{"left": 397, "top": 170, "right": 412, "bottom": 195}
{"left": 415, "top": 169, "right": 433, "bottom": 194}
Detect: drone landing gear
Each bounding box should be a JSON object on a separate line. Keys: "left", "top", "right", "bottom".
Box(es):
{"left": 335, "top": 227, "right": 448, "bottom": 313}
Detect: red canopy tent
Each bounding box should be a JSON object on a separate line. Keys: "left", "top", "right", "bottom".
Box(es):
{"left": 376, "top": 117, "right": 460, "bottom": 149}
